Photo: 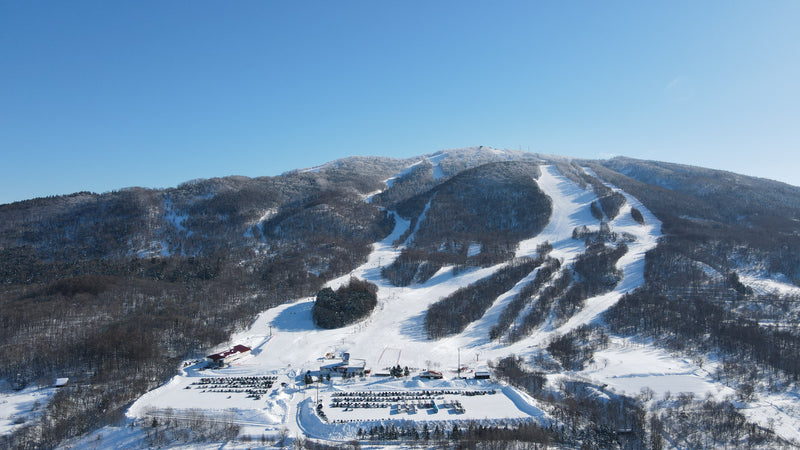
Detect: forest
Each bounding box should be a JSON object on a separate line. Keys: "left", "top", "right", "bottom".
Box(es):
{"left": 381, "top": 161, "right": 552, "bottom": 286}
{"left": 425, "top": 256, "right": 544, "bottom": 339}
{"left": 587, "top": 159, "right": 800, "bottom": 386}
{"left": 312, "top": 278, "right": 379, "bottom": 329}
{"left": 0, "top": 158, "right": 408, "bottom": 449}
{"left": 490, "top": 354, "right": 784, "bottom": 449}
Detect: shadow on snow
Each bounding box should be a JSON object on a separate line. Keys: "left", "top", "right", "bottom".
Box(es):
{"left": 271, "top": 301, "right": 317, "bottom": 332}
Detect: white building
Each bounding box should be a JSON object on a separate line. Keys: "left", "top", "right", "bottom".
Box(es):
{"left": 319, "top": 353, "right": 367, "bottom": 376}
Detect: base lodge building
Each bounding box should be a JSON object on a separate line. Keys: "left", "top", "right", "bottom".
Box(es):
{"left": 206, "top": 344, "right": 252, "bottom": 366}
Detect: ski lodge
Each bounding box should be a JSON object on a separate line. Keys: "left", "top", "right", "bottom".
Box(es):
{"left": 474, "top": 367, "right": 491, "bottom": 380}
{"left": 319, "top": 352, "right": 367, "bottom": 377}
{"left": 206, "top": 344, "right": 252, "bottom": 365}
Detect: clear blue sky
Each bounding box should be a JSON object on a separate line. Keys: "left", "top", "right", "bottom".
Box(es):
{"left": 2, "top": 1, "right": 799, "bottom": 204}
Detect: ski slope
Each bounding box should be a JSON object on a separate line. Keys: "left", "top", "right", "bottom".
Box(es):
{"left": 63, "top": 161, "right": 800, "bottom": 446}
{"left": 115, "top": 164, "right": 663, "bottom": 441}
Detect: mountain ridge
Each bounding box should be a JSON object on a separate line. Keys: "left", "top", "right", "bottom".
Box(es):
{"left": 2, "top": 147, "right": 800, "bottom": 448}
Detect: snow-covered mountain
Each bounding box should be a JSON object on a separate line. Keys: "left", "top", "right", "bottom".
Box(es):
{"left": 2, "top": 147, "right": 800, "bottom": 448}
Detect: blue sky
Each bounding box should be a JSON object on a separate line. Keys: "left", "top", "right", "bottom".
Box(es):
{"left": 1, "top": 1, "right": 799, "bottom": 204}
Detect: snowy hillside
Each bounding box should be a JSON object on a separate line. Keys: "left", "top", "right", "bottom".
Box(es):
{"left": 4, "top": 149, "right": 800, "bottom": 449}
{"left": 55, "top": 162, "right": 786, "bottom": 447}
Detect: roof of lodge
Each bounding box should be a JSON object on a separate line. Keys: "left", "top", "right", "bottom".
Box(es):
{"left": 207, "top": 344, "right": 251, "bottom": 362}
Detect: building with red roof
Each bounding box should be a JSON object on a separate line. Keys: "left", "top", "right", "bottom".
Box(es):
{"left": 206, "top": 344, "right": 252, "bottom": 366}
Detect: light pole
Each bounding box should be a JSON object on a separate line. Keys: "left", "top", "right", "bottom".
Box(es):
{"left": 457, "top": 348, "right": 461, "bottom": 379}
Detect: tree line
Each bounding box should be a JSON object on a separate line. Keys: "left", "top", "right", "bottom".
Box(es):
{"left": 490, "top": 252, "right": 560, "bottom": 341}
{"left": 425, "top": 257, "right": 543, "bottom": 339}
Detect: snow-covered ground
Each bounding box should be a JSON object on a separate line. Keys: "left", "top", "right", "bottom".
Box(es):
{"left": 739, "top": 272, "right": 800, "bottom": 297}
{"left": 743, "top": 388, "right": 800, "bottom": 444}
{"left": 427, "top": 152, "right": 447, "bottom": 180}
{"left": 62, "top": 162, "right": 800, "bottom": 446}
{"left": 577, "top": 338, "right": 732, "bottom": 399}
{"left": 0, "top": 384, "right": 58, "bottom": 435}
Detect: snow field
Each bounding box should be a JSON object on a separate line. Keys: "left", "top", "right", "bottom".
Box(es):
{"left": 739, "top": 273, "right": 800, "bottom": 297}
{"left": 0, "top": 385, "right": 58, "bottom": 436}
{"left": 577, "top": 337, "right": 731, "bottom": 399}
